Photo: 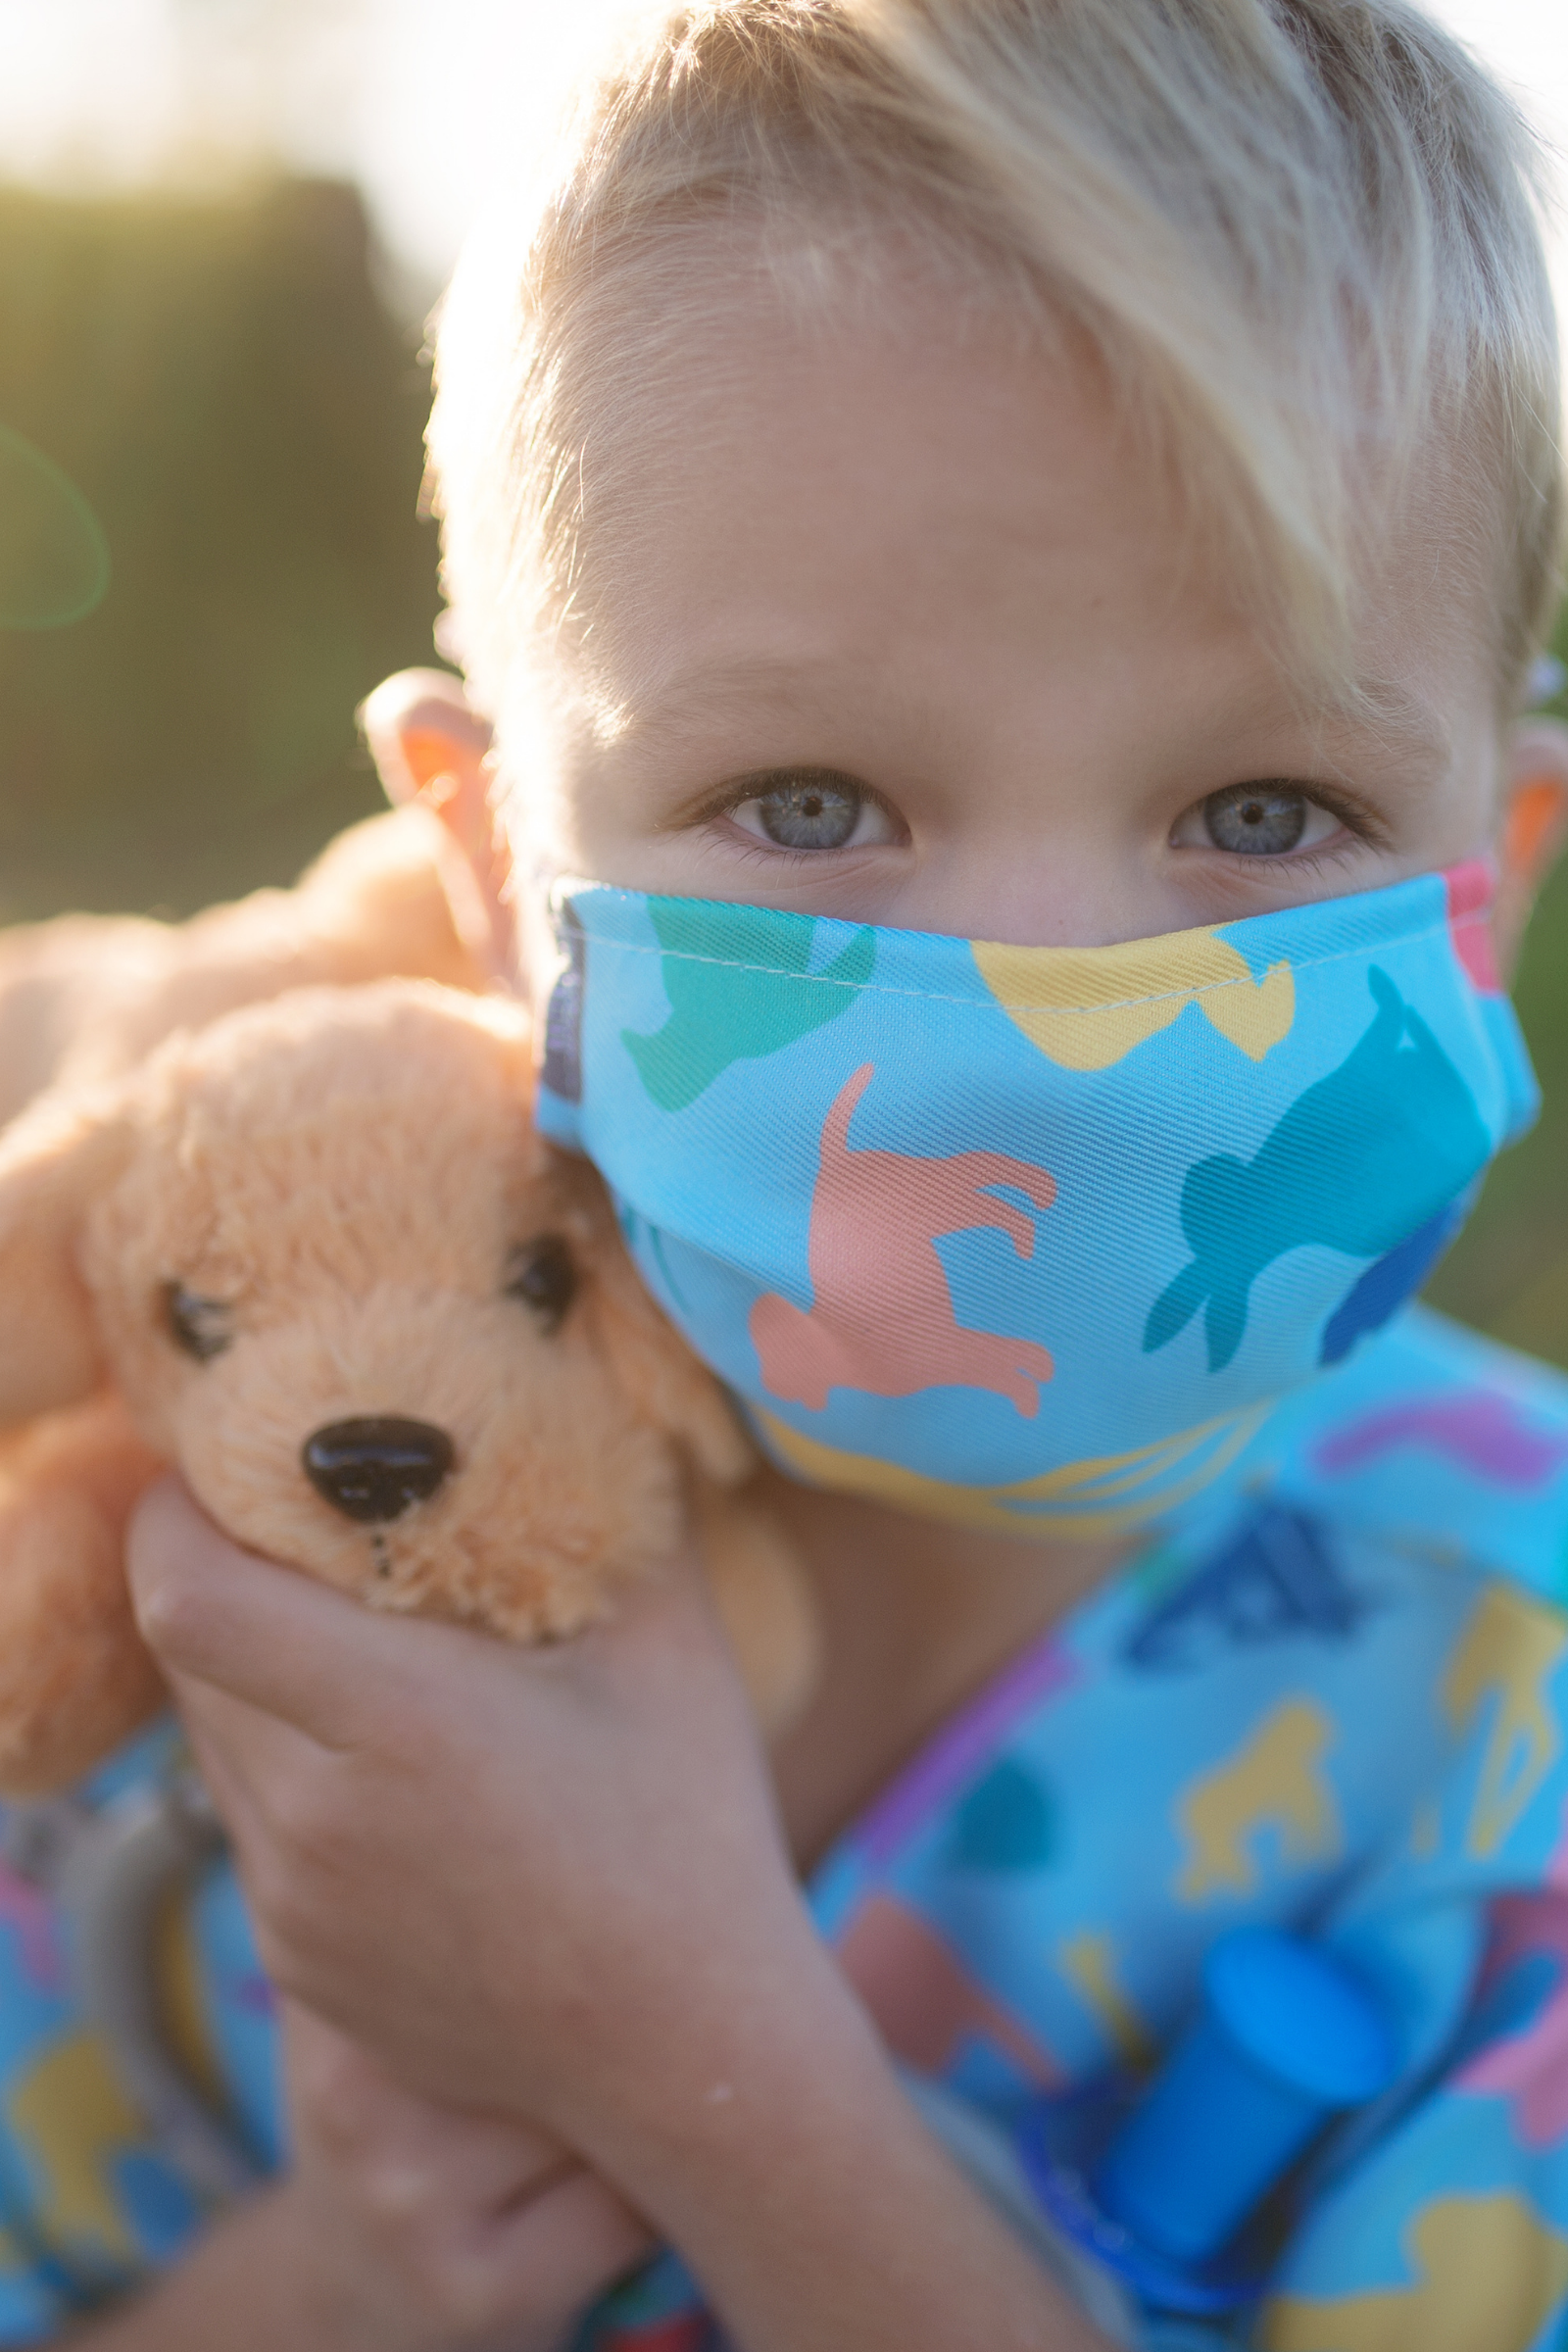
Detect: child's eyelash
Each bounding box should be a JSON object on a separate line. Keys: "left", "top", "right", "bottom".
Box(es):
{"left": 1299, "top": 788, "right": 1390, "bottom": 849}
{"left": 1190, "top": 783, "right": 1392, "bottom": 864}
{"left": 681, "top": 772, "right": 900, "bottom": 858}
{"left": 1213, "top": 839, "right": 1370, "bottom": 882}
{"left": 679, "top": 776, "right": 1391, "bottom": 873}
{"left": 690, "top": 773, "right": 879, "bottom": 820}
{"left": 687, "top": 827, "right": 866, "bottom": 878}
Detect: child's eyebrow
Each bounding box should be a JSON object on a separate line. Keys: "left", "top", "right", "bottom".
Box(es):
{"left": 588, "top": 651, "right": 862, "bottom": 750}
{"left": 1316, "top": 673, "right": 1455, "bottom": 774}
{"left": 611, "top": 659, "right": 1456, "bottom": 767}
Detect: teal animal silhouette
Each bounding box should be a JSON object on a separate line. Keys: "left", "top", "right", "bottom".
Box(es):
{"left": 624, "top": 901, "right": 875, "bottom": 1110}
{"left": 1145, "top": 968, "right": 1491, "bottom": 1372}
{"left": 947, "top": 1759, "right": 1057, "bottom": 1872}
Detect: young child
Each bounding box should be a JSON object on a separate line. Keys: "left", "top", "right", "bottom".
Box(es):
{"left": 18, "top": 0, "right": 1568, "bottom": 2345}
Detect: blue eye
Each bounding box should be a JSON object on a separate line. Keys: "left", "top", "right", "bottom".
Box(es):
{"left": 724, "top": 770, "right": 896, "bottom": 854}
{"left": 757, "top": 776, "right": 863, "bottom": 850}
{"left": 1202, "top": 784, "right": 1308, "bottom": 857}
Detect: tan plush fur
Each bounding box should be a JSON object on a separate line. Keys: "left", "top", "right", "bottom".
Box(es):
{"left": 0, "top": 1396, "right": 167, "bottom": 1792}
{"left": 0, "top": 982, "right": 816, "bottom": 1794}
{"left": 0, "top": 804, "right": 482, "bottom": 1132}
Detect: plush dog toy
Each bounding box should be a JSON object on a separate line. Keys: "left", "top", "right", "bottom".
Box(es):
{"left": 0, "top": 800, "right": 484, "bottom": 1131}
{"left": 0, "top": 978, "right": 817, "bottom": 1795}
{"left": 0, "top": 670, "right": 505, "bottom": 1133}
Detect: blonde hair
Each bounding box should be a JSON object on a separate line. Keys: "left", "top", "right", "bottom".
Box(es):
{"left": 429, "top": 0, "right": 1563, "bottom": 755}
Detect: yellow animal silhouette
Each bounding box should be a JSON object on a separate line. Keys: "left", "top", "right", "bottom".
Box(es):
{"left": 1443, "top": 1585, "right": 1568, "bottom": 1857}
{"left": 1175, "top": 1697, "right": 1341, "bottom": 1903}
{"left": 972, "top": 928, "right": 1295, "bottom": 1071}
{"left": 1056, "top": 1930, "right": 1155, "bottom": 2067}
{"left": 1259, "top": 2191, "right": 1568, "bottom": 2351}
{"left": 6, "top": 2029, "right": 140, "bottom": 2268}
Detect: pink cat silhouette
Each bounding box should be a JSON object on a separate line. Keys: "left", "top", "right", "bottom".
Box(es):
{"left": 750, "top": 1064, "right": 1057, "bottom": 1415}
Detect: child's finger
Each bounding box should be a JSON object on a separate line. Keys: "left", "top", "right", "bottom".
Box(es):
{"left": 128, "top": 1471, "right": 724, "bottom": 1777}
{"left": 162, "top": 1677, "right": 273, "bottom": 1835}
{"left": 482, "top": 2164, "right": 656, "bottom": 2323}
{"left": 126, "top": 1474, "right": 459, "bottom": 1743}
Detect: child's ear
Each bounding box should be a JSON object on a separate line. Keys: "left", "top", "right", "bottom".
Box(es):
{"left": 358, "top": 668, "right": 514, "bottom": 985}
{"left": 0, "top": 1094, "right": 129, "bottom": 1427}
{"left": 1494, "top": 718, "right": 1568, "bottom": 980}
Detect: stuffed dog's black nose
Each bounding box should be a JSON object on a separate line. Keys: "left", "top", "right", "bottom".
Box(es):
{"left": 302, "top": 1417, "right": 455, "bottom": 1524}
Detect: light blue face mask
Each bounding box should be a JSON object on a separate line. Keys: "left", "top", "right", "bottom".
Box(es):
{"left": 532, "top": 862, "right": 1536, "bottom": 1537}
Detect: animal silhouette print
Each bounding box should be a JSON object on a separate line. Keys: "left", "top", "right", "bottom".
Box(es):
{"left": 624, "top": 902, "right": 874, "bottom": 1110}
{"left": 749, "top": 1066, "right": 1057, "bottom": 1414}
{"left": 1456, "top": 1894, "right": 1568, "bottom": 2151}
{"left": 972, "top": 924, "right": 1294, "bottom": 1070}
{"left": 1258, "top": 2192, "right": 1568, "bottom": 2352}
{"left": 6, "top": 2032, "right": 145, "bottom": 2271}
{"left": 1174, "top": 1696, "right": 1342, "bottom": 1903}
{"left": 1317, "top": 1204, "right": 1462, "bottom": 1366}
{"left": 1443, "top": 1586, "right": 1568, "bottom": 1858}
{"left": 1145, "top": 967, "right": 1491, "bottom": 1372}
{"left": 1055, "top": 1930, "right": 1155, "bottom": 2068}
{"left": 836, "top": 1892, "right": 1061, "bottom": 2088}
{"left": 1122, "top": 1503, "right": 1368, "bottom": 1672}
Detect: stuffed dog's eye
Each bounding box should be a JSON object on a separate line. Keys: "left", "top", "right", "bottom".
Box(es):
{"left": 163, "top": 1283, "right": 234, "bottom": 1363}
{"left": 505, "top": 1235, "right": 577, "bottom": 1333}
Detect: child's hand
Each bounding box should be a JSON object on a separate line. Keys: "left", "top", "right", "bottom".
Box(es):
{"left": 74, "top": 2027, "right": 646, "bottom": 2352}
{"left": 281, "top": 2000, "right": 652, "bottom": 2352}
{"left": 127, "top": 1478, "right": 1113, "bottom": 2352}
{"left": 126, "top": 1475, "right": 808, "bottom": 2136}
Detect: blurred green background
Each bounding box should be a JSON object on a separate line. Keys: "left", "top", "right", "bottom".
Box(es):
{"left": 0, "top": 175, "right": 1564, "bottom": 1364}
{"left": 0, "top": 177, "right": 440, "bottom": 923}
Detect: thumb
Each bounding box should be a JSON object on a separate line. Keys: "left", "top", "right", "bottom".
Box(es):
{"left": 126, "top": 1474, "right": 439, "bottom": 1744}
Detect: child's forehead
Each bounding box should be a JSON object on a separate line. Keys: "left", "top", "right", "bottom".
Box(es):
{"left": 432, "top": 0, "right": 1559, "bottom": 805}
{"left": 555, "top": 264, "right": 1499, "bottom": 760}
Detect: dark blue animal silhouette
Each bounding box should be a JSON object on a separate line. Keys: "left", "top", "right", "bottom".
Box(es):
{"left": 1145, "top": 968, "right": 1490, "bottom": 1372}
{"left": 1317, "top": 1202, "right": 1463, "bottom": 1367}
{"left": 1122, "top": 1503, "right": 1369, "bottom": 1672}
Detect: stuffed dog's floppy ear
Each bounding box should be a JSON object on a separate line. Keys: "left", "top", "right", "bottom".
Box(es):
{"left": 0, "top": 1090, "right": 129, "bottom": 1426}
{"left": 577, "top": 1200, "right": 756, "bottom": 1489}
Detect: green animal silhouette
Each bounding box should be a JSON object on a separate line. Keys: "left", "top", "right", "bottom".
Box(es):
{"left": 624, "top": 902, "right": 876, "bottom": 1110}
{"left": 1145, "top": 967, "right": 1491, "bottom": 1372}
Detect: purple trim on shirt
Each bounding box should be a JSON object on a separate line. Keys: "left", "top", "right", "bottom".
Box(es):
{"left": 850, "top": 1634, "right": 1077, "bottom": 1869}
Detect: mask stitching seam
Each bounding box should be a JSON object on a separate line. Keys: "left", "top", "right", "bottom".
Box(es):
{"left": 571, "top": 917, "right": 1473, "bottom": 1016}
